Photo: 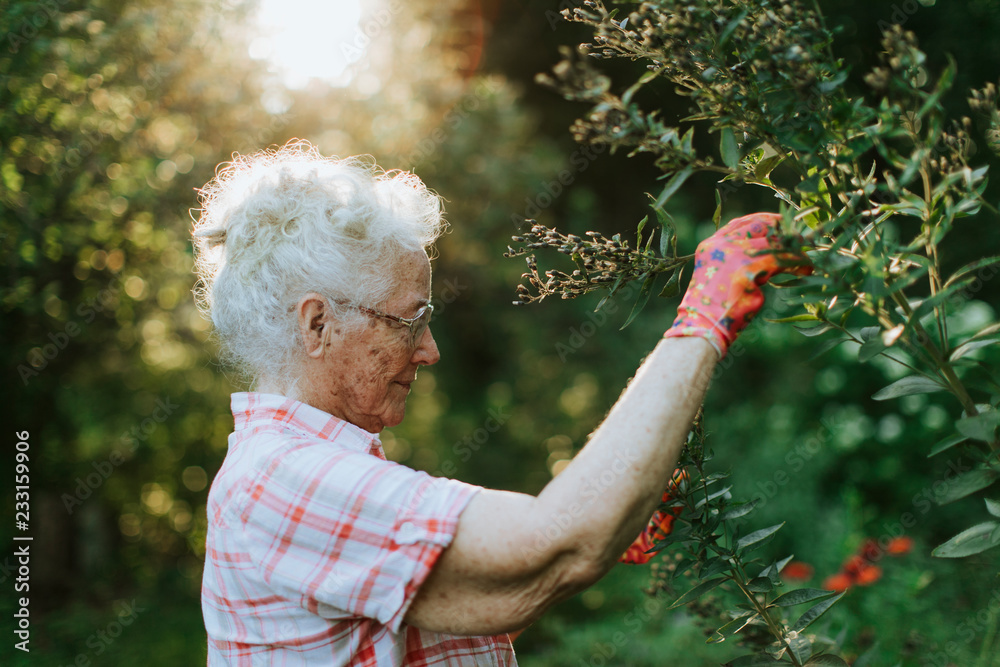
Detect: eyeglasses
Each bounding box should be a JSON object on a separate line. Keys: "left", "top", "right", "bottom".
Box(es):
{"left": 351, "top": 303, "right": 434, "bottom": 348}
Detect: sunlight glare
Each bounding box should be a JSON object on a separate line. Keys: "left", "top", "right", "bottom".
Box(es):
{"left": 249, "top": 0, "right": 365, "bottom": 89}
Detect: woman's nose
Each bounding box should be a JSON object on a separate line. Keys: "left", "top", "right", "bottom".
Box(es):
{"left": 412, "top": 327, "right": 440, "bottom": 366}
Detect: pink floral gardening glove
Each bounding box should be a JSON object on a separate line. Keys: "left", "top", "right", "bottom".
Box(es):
{"left": 663, "top": 212, "right": 813, "bottom": 359}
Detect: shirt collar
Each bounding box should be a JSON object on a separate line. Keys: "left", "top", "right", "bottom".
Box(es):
{"left": 230, "top": 392, "right": 384, "bottom": 458}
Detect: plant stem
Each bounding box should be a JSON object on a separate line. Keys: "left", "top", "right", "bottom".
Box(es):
{"left": 891, "top": 291, "right": 980, "bottom": 417}
{"left": 732, "top": 572, "right": 801, "bottom": 666}
{"left": 825, "top": 319, "right": 931, "bottom": 377}
{"left": 920, "top": 166, "right": 950, "bottom": 354}
{"left": 976, "top": 606, "right": 999, "bottom": 667}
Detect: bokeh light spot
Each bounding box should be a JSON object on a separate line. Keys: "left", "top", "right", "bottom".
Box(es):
{"left": 182, "top": 466, "right": 208, "bottom": 492}
{"left": 250, "top": 0, "right": 367, "bottom": 89}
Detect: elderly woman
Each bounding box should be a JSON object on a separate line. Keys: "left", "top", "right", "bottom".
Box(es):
{"left": 193, "top": 141, "right": 806, "bottom": 665}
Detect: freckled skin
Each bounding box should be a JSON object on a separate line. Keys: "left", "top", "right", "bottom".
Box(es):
{"left": 288, "top": 251, "right": 441, "bottom": 433}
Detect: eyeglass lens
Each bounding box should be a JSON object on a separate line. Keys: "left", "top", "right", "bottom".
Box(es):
{"left": 410, "top": 308, "right": 432, "bottom": 346}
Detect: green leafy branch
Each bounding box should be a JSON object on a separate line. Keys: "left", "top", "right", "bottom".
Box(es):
{"left": 646, "top": 416, "right": 852, "bottom": 665}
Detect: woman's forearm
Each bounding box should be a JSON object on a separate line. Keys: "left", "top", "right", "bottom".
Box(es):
{"left": 531, "top": 336, "right": 717, "bottom": 571}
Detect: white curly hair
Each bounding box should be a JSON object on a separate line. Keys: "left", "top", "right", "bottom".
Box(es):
{"left": 191, "top": 140, "right": 446, "bottom": 387}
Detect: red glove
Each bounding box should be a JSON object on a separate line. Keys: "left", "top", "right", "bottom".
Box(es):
{"left": 619, "top": 470, "right": 687, "bottom": 565}
{"left": 663, "top": 212, "right": 812, "bottom": 358}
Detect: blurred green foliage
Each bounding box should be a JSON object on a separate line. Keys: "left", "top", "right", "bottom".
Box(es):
{"left": 2, "top": 0, "right": 1000, "bottom": 664}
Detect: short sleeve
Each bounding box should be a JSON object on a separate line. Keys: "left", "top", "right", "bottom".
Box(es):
{"left": 240, "top": 441, "right": 481, "bottom": 633}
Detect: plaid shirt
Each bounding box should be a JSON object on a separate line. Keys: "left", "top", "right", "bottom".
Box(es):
{"left": 202, "top": 392, "right": 518, "bottom": 666}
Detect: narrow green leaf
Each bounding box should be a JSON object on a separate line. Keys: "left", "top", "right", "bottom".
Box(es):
{"left": 736, "top": 523, "right": 785, "bottom": 551}
{"left": 721, "top": 127, "right": 740, "bottom": 170}
{"left": 985, "top": 498, "right": 1000, "bottom": 518}
{"left": 645, "top": 528, "right": 693, "bottom": 553}
{"left": 944, "top": 255, "right": 1000, "bottom": 288}
{"left": 681, "top": 127, "right": 694, "bottom": 153}
{"left": 695, "top": 485, "right": 733, "bottom": 509}
{"left": 670, "top": 577, "right": 727, "bottom": 609}
{"left": 636, "top": 215, "right": 648, "bottom": 246}
{"left": 927, "top": 433, "right": 968, "bottom": 458}
{"left": 756, "top": 556, "right": 789, "bottom": 583}
{"left": 967, "top": 323, "right": 1000, "bottom": 343}
{"left": 956, "top": 411, "right": 1000, "bottom": 442}
{"left": 787, "top": 631, "right": 812, "bottom": 665}
{"left": 621, "top": 273, "right": 656, "bottom": 330}
{"left": 911, "top": 278, "right": 975, "bottom": 319}
{"left": 755, "top": 154, "right": 785, "bottom": 180}
{"left": 935, "top": 469, "right": 997, "bottom": 505}
{"left": 766, "top": 314, "right": 821, "bottom": 324}
{"left": 673, "top": 556, "right": 696, "bottom": 576}
{"left": 772, "top": 588, "right": 837, "bottom": 607}
{"left": 859, "top": 326, "right": 880, "bottom": 342}
{"left": 747, "top": 577, "right": 773, "bottom": 593}
{"left": 768, "top": 555, "right": 796, "bottom": 579}
{"left": 872, "top": 376, "right": 946, "bottom": 401}
{"left": 658, "top": 214, "right": 676, "bottom": 258}
{"left": 858, "top": 336, "right": 887, "bottom": 363}
{"left": 647, "top": 193, "right": 672, "bottom": 223}
{"left": 795, "top": 323, "right": 834, "bottom": 337}
{"left": 790, "top": 591, "right": 846, "bottom": 633}
{"left": 932, "top": 521, "right": 1000, "bottom": 558}
{"left": 702, "top": 557, "right": 734, "bottom": 579}
{"left": 708, "top": 614, "right": 756, "bottom": 643}
{"left": 596, "top": 274, "right": 626, "bottom": 312}
{"left": 658, "top": 267, "right": 682, "bottom": 298}
{"left": 951, "top": 337, "right": 1000, "bottom": 361}
{"left": 720, "top": 499, "right": 760, "bottom": 521}
{"left": 886, "top": 264, "right": 930, "bottom": 294}
{"left": 654, "top": 164, "right": 695, "bottom": 210}
{"left": 608, "top": 273, "right": 626, "bottom": 297}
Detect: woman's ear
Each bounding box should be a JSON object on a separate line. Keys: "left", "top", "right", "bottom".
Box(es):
{"left": 296, "top": 293, "right": 334, "bottom": 359}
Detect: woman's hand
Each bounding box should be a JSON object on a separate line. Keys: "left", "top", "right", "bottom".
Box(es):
{"left": 664, "top": 212, "right": 812, "bottom": 358}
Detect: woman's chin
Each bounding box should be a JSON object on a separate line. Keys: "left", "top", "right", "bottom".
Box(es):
{"left": 381, "top": 405, "right": 408, "bottom": 429}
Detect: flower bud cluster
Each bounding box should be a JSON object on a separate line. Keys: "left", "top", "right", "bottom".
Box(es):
{"left": 864, "top": 25, "right": 982, "bottom": 170}
{"left": 864, "top": 26, "right": 926, "bottom": 92}
{"left": 505, "top": 222, "right": 681, "bottom": 304}
{"left": 969, "top": 81, "right": 1000, "bottom": 157}
{"left": 534, "top": 45, "right": 610, "bottom": 103}
{"left": 543, "top": 0, "right": 846, "bottom": 174}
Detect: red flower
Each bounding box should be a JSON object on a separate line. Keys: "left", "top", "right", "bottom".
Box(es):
{"left": 886, "top": 537, "right": 913, "bottom": 555}
{"left": 780, "top": 561, "right": 814, "bottom": 581}
{"left": 822, "top": 573, "right": 853, "bottom": 592}
{"left": 822, "top": 534, "right": 911, "bottom": 591}
{"left": 854, "top": 564, "right": 883, "bottom": 586}
{"left": 860, "top": 539, "right": 881, "bottom": 562}
{"left": 843, "top": 555, "right": 869, "bottom": 577}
